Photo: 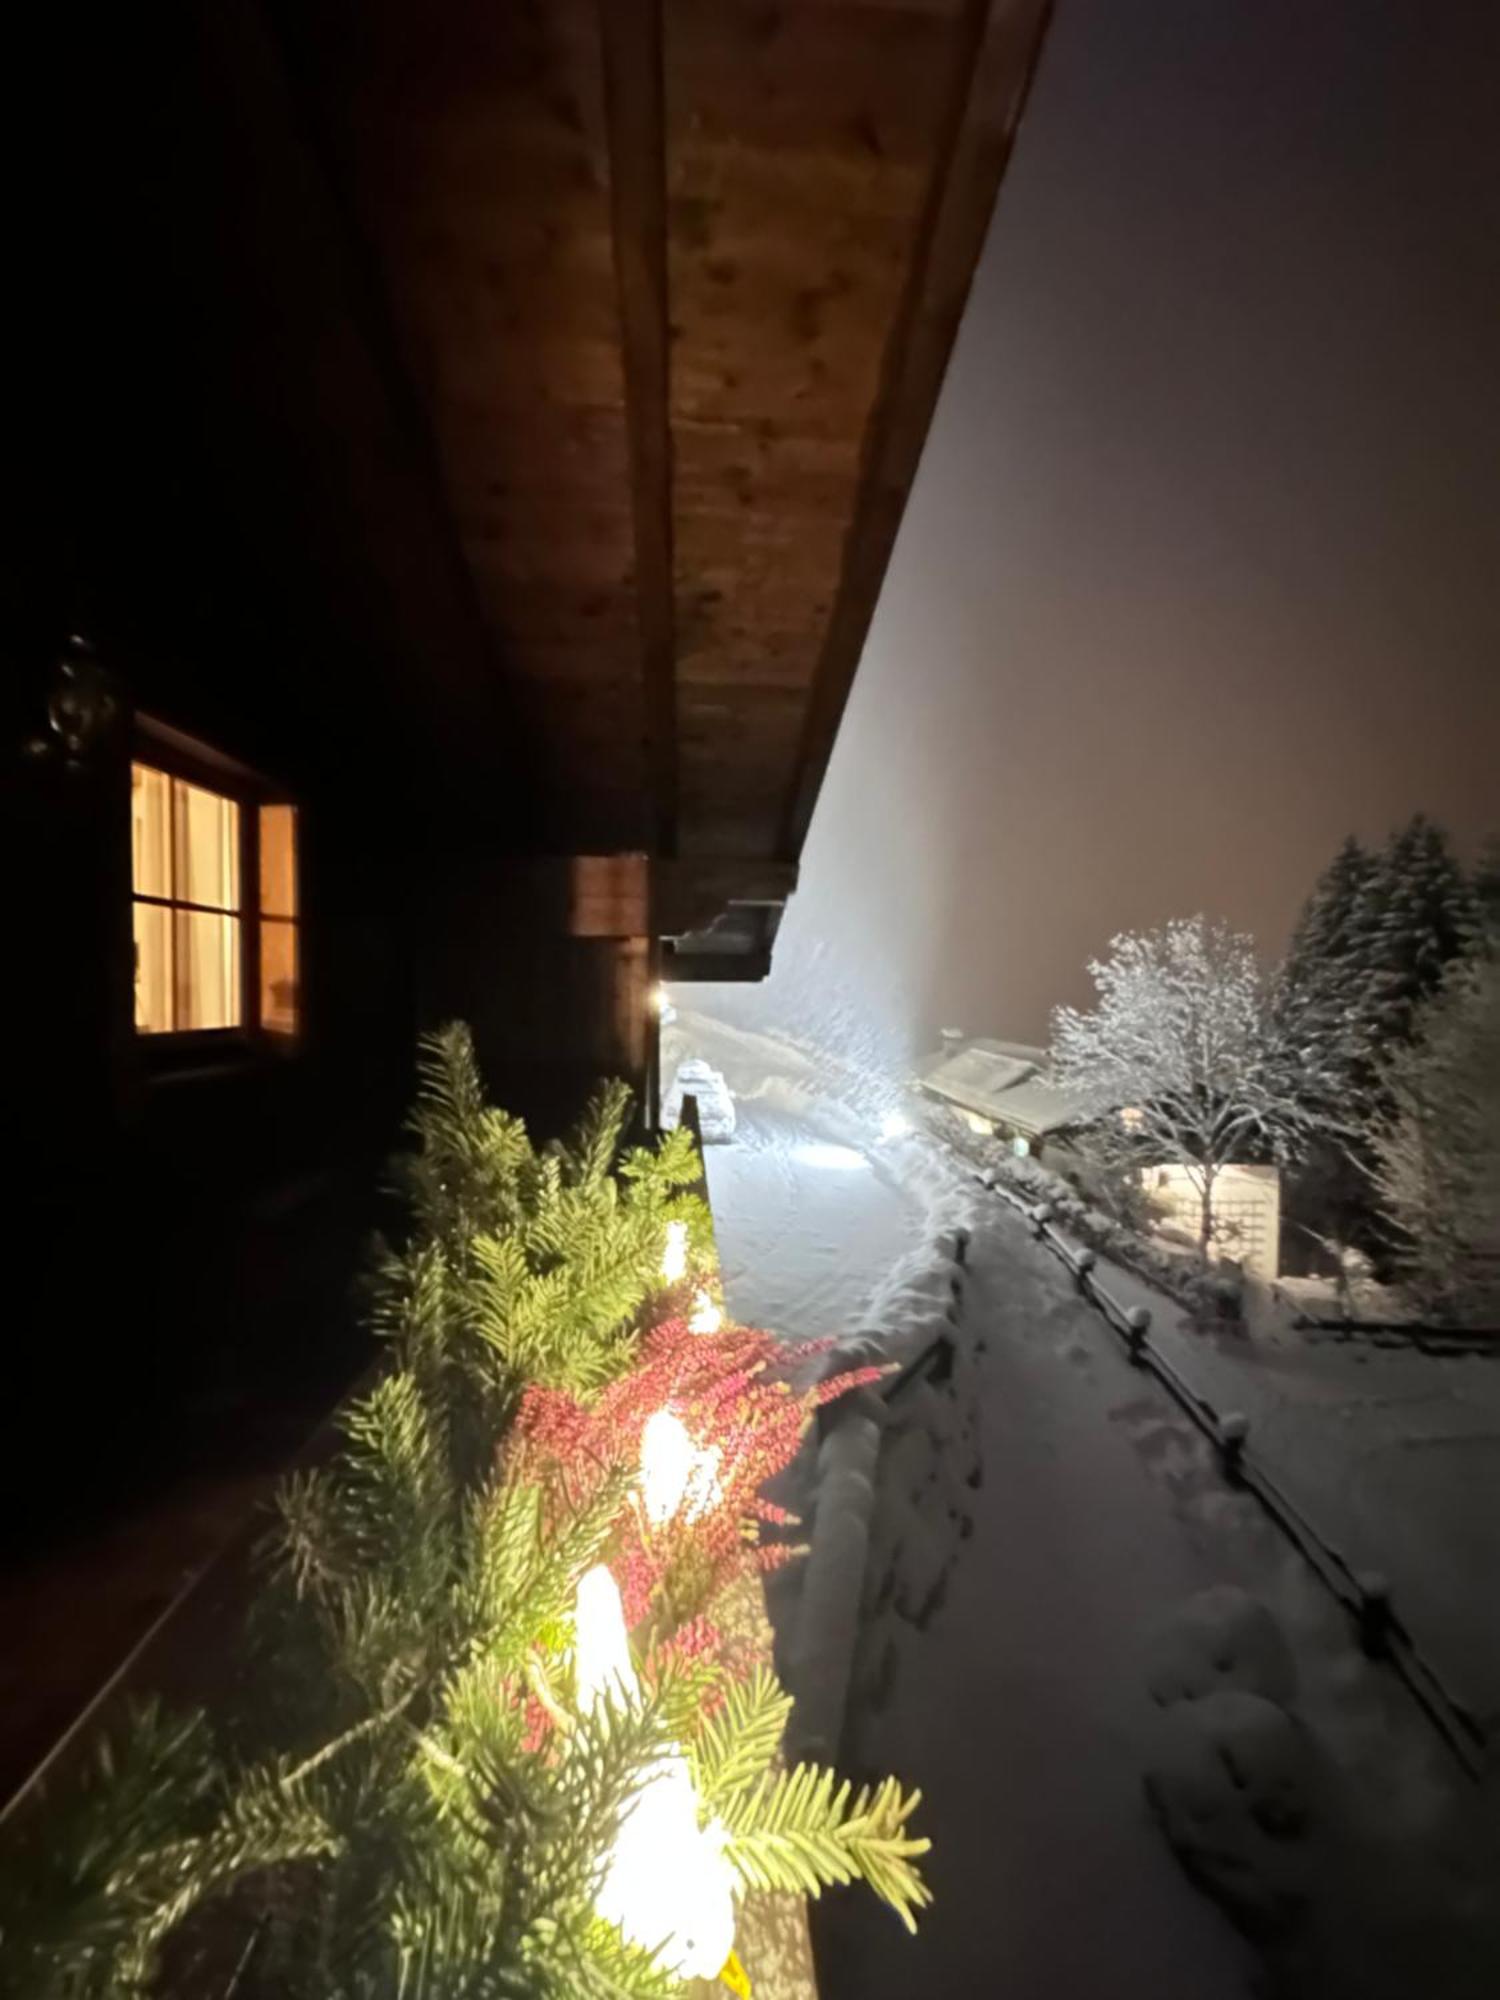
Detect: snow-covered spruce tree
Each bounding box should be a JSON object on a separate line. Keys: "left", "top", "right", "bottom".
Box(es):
{"left": 1278, "top": 833, "right": 1379, "bottom": 1102}
{"left": 1366, "top": 815, "right": 1482, "bottom": 1050}
{"left": 1475, "top": 836, "right": 1500, "bottom": 933}
{"left": 1052, "top": 918, "right": 1330, "bottom": 1259}
{"left": 1365, "top": 950, "right": 1500, "bottom": 1325}
{"left": 0, "top": 1028, "right": 929, "bottom": 1998}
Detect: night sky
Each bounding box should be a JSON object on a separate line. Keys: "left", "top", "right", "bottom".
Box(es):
{"left": 710, "top": 0, "right": 1500, "bottom": 1062}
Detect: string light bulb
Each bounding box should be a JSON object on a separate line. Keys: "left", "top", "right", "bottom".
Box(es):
{"left": 661, "top": 1219, "right": 689, "bottom": 1284}
{"left": 572, "top": 1565, "right": 737, "bottom": 1979}
{"left": 688, "top": 1289, "right": 723, "bottom": 1336}
{"left": 639, "top": 1409, "right": 722, "bottom": 1526}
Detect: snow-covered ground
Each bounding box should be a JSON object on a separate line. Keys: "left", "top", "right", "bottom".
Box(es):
{"left": 704, "top": 1105, "right": 923, "bottom": 1344}
{"left": 675, "top": 1002, "right": 1500, "bottom": 2000}
{"left": 1036, "top": 1238, "right": 1500, "bottom": 1733}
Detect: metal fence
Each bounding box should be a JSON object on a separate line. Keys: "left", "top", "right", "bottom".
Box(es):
{"left": 973, "top": 1168, "right": 1490, "bottom": 1784}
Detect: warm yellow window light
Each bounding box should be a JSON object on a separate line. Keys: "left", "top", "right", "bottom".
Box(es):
{"left": 132, "top": 763, "right": 241, "bottom": 1032}
{"left": 131, "top": 758, "right": 300, "bottom": 1037}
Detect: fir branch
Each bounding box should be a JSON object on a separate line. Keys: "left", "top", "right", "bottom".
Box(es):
{"left": 719, "top": 1765, "right": 932, "bottom": 1934}
{"left": 688, "top": 1666, "right": 792, "bottom": 1811}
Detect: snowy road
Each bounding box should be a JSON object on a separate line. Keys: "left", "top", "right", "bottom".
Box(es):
{"left": 810, "top": 1205, "right": 1260, "bottom": 2000}
{"left": 705, "top": 1103, "right": 922, "bottom": 1343}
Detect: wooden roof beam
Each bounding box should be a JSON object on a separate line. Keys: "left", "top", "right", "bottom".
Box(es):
{"left": 776, "top": 0, "right": 1054, "bottom": 862}
{"left": 600, "top": 0, "right": 678, "bottom": 859}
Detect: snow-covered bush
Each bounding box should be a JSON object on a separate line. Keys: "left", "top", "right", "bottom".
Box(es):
{"left": 1145, "top": 1589, "right": 1317, "bottom": 1937}
{"left": 929, "top": 1104, "right": 1244, "bottom": 1321}
{"left": 1145, "top": 1584, "right": 1298, "bottom": 1708}
{"left": 1145, "top": 1690, "right": 1316, "bottom": 1933}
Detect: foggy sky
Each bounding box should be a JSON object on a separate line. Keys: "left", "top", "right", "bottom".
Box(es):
{"left": 706, "top": 0, "right": 1500, "bottom": 1065}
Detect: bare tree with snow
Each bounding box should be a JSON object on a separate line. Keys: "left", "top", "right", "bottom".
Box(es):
{"left": 1052, "top": 917, "right": 1327, "bottom": 1260}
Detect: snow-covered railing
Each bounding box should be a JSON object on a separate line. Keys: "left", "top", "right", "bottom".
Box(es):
{"left": 974, "top": 1168, "right": 1490, "bottom": 1785}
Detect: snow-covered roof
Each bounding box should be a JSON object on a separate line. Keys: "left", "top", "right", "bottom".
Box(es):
{"left": 918, "top": 1037, "right": 1089, "bottom": 1138}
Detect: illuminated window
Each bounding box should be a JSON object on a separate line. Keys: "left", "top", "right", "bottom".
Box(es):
{"left": 257, "top": 802, "right": 300, "bottom": 1035}
{"left": 131, "top": 754, "right": 299, "bottom": 1039}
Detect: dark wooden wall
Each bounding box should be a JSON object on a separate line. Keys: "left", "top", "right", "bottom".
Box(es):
{"left": 0, "top": 3, "right": 651, "bottom": 1553}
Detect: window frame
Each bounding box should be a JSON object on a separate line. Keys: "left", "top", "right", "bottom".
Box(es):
{"left": 131, "top": 716, "right": 302, "bottom": 1057}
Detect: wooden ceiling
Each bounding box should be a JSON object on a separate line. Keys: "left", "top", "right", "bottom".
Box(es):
{"left": 255, "top": 0, "right": 1052, "bottom": 883}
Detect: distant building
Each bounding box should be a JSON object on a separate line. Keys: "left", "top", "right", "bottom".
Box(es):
{"left": 917, "top": 1036, "right": 1282, "bottom": 1280}
{"left": 914, "top": 1038, "right": 1089, "bottom": 1157}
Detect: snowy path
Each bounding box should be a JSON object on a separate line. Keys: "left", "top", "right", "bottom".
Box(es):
{"left": 703, "top": 1106, "right": 1257, "bottom": 1996}
{"left": 686, "top": 1011, "right": 1489, "bottom": 1996}
{"left": 812, "top": 1203, "right": 1258, "bottom": 2000}
{"left": 705, "top": 1104, "right": 923, "bottom": 1343}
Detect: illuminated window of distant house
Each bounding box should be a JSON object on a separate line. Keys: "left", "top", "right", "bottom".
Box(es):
{"left": 131, "top": 754, "right": 299, "bottom": 1039}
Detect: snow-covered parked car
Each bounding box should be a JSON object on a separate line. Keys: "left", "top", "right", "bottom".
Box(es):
{"left": 662, "top": 1057, "right": 737, "bottom": 1143}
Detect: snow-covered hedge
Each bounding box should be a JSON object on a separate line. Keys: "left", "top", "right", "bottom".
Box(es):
{"left": 926, "top": 1105, "right": 1245, "bottom": 1323}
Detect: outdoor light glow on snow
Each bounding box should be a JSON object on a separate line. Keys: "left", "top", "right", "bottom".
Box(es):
{"left": 793, "top": 1142, "right": 870, "bottom": 1172}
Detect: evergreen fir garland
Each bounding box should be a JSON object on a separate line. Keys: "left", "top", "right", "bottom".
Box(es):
{"left": 0, "top": 1026, "right": 930, "bottom": 1998}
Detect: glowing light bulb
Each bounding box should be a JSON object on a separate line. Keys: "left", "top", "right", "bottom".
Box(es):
{"left": 571, "top": 1565, "right": 737, "bottom": 1979}
{"left": 661, "top": 1219, "right": 689, "bottom": 1283}
{"left": 640, "top": 1409, "right": 722, "bottom": 1526}
{"left": 688, "top": 1288, "right": 723, "bottom": 1336}
{"left": 574, "top": 1563, "right": 634, "bottom": 1711}
{"left": 641, "top": 1409, "right": 693, "bottom": 1525}
{"left": 596, "top": 1750, "right": 736, "bottom": 1978}
{"left": 879, "top": 1110, "right": 912, "bottom": 1142}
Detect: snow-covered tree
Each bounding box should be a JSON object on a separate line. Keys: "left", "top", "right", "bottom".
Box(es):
{"left": 1281, "top": 818, "right": 1480, "bottom": 1093}
{"left": 1367, "top": 814, "right": 1482, "bottom": 1049}
{"left": 1366, "top": 951, "right": 1500, "bottom": 1325}
{"left": 1472, "top": 835, "right": 1500, "bottom": 935}
{"left": 1285, "top": 834, "right": 1376, "bottom": 995}
{"left": 1052, "top": 918, "right": 1328, "bottom": 1258}
{"left": 1278, "top": 833, "right": 1379, "bottom": 1110}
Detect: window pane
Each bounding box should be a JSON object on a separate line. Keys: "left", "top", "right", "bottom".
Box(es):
{"left": 175, "top": 910, "right": 241, "bottom": 1029}
{"left": 174, "top": 779, "right": 240, "bottom": 912}
{"left": 259, "top": 804, "right": 298, "bottom": 918}
{"left": 133, "top": 901, "right": 174, "bottom": 1031}
{"left": 260, "top": 918, "right": 299, "bottom": 1035}
{"left": 132, "top": 765, "right": 172, "bottom": 899}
